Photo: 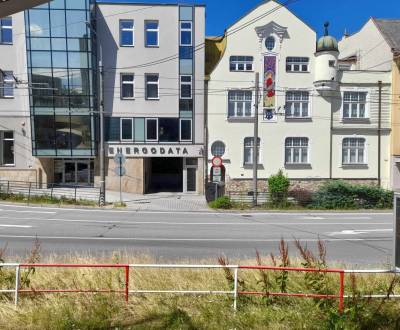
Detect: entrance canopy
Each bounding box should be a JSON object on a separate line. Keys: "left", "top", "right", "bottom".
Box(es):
{"left": 0, "top": 0, "right": 49, "bottom": 18}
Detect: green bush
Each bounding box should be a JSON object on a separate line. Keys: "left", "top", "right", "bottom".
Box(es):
{"left": 268, "top": 170, "right": 290, "bottom": 207}
{"left": 311, "top": 180, "right": 393, "bottom": 209}
{"left": 209, "top": 196, "right": 233, "bottom": 209}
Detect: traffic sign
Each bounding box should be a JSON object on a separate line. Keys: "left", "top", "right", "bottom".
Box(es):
{"left": 114, "top": 166, "right": 126, "bottom": 177}
{"left": 212, "top": 167, "right": 222, "bottom": 176}
{"left": 113, "top": 152, "right": 126, "bottom": 165}
{"left": 212, "top": 156, "right": 223, "bottom": 167}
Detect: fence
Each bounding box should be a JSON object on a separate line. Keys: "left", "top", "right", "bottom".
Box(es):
{"left": 227, "top": 191, "right": 270, "bottom": 205}
{"left": 0, "top": 180, "right": 101, "bottom": 206}
{"left": 1, "top": 263, "right": 399, "bottom": 313}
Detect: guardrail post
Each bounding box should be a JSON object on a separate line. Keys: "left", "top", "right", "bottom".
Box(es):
{"left": 7, "top": 180, "right": 10, "bottom": 194}
{"left": 14, "top": 265, "right": 20, "bottom": 308}
{"left": 125, "top": 266, "right": 129, "bottom": 303}
{"left": 28, "top": 182, "right": 32, "bottom": 205}
{"left": 339, "top": 271, "right": 345, "bottom": 314}
{"left": 74, "top": 187, "right": 77, "bottom": 203}
{"left": 233, "top": 267, "right": 238, "bottom": 311}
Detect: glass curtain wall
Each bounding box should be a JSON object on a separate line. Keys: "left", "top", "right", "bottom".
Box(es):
{"left": 25, "top": 0, "right": 97, "bottom": 157}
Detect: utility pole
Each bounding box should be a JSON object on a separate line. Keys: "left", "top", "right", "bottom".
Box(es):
{"left": 378, "top": 80, "right": 382, "bottom": 187}
{"left": 253, "top": 72, "right": 260, "bottom": 207}
{"left": 99, "top": 57, "right": 105, "bottom": 205}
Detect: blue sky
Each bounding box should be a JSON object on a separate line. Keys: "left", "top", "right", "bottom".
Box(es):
{"left": 100, "top": 0, "right": 400, "bottom": 38}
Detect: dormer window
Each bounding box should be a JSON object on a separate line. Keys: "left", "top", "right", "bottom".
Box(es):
{"left": 265, "top": 36, "right": 275, "bottom": 51}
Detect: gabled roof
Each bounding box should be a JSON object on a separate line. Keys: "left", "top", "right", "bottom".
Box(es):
{"left": 225, "top": 0, "right": 315, "bottom": 34}
{"left": 373, "top": 18, "right": 400, "bottom": 52}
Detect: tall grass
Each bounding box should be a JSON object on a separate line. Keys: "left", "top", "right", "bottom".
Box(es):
{"left": 0, "top": 241, "right": 400, "bottom": 329}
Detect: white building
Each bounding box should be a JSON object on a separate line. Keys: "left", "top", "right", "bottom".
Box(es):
{"left": 206, "top": 0, "right": 391, "bottom": 193}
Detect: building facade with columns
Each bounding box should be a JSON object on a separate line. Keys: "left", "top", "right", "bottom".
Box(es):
{"left": 206, "top": 0, "right": 391, "bottom": 193}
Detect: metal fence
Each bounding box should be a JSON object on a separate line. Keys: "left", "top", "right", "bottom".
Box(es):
{"left": 0, "top": 180, "right": 101, "bottom": 206}
{"left": 1, "top": 263, "right": 399, "bottom": 313}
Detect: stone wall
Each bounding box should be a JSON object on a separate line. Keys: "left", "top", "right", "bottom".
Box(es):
{"left": 0, "top": 169, "right": 37, "bottom": 182}
{"left": 105, "top": 158, "right": 145, "bottom": 194}
{"left": 226, "top": 178, "right": 380, "bottom": 193}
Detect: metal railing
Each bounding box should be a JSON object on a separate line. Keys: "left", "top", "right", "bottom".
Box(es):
{"left": 0, "top": 180, "right": 101, "bottom": 206}
{"left": 2, "top": 263, "right": 399, "bottom": 313}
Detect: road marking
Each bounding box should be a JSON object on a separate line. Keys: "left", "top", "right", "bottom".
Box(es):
{"left": 301, "top": 216, "right": 326, "bottom": 220}
{"left": 0, "top": 225, "right": 33, "bottom": 228}
{"left": 1, "top": 209, "right": 56, "bottom": 215}
{"left": 0, "top": 216, "right": 391, "bottom": 226}
{"left": 329, "top": 229, "right": 393, "bottom": 236}
{"left": 0, "top": 234, "right": 391, "bottom": 242}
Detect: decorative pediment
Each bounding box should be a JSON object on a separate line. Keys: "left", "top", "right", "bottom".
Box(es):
{"left": 255, "top": 21, "right": 289, "bottom": 42}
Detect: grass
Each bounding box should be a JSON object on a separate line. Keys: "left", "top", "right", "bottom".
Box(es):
{"left": 0, "top": 192, "right": 99, "bottom": 207}
{"left": 1, "top": 240, "right": 400, "bottom": 329}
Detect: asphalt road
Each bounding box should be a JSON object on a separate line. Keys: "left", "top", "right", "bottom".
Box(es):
{"left": 0, "top": 203, "right": 393, "bottom": 265}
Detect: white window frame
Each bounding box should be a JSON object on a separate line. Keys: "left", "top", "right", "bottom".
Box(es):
{"left": 180, "top": 21, "right": 192, "bottom": 46}
{"left": 229, "top": 56, "right": 254, "bottom": 72}
{"left": 0, "top": 131, "right": 15, "bottom": 166}
{"left": 120, "top": 118, "right": 133, "bottom": 141}
{"left": 0, "top": 70, "right": 14, "bottom": 98}
{"left": 120, "top": 73, "right": 135, "bottom": 100}
{"left": 180, "top": 75, "right": 192, "bottom": 99}
{"left": 0, "top": 17, "right": 12, "bottom": 44}
{"left": 243, "top": 137, "right": 261, "bottom": 166}
{"left": 286, "top": 57, "right": 310, "bottom": 72}
{"left": 145, "top": 20, "right": 159, "bottom": 47}
{"left": 227, "top": 90, "right": 253, "bottom": 119}
{"left": 285, "top": 137, "right": 309, "bottom": 165}
{"left": 119, "top": 19, "right": 134, "bottom": 47}
{"left": 179, "top": 118, "right": 192, "bottom": 142}
{"left": 342, "top": 137, "right": 367, "bottom": 165}
{"left": 145, "top": 74, "right": 159, "bottom": 100}
{"left": 145, "top": 118, "right": 158, "bottom": 142}
{"left": 341, "top": 90, "right": 369, "bottom": 119}
{"left": 285, "top": 91, "right": 311, "bottom": 118}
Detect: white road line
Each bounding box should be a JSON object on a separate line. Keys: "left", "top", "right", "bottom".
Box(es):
{"left": 0, "top": 216, "right": 391, "bottom": 226}
{"left": 329, "top": 229, "right": 393, "bottom": 236}
{"left": 0, "top": 225, "right": 32, "bottom": 228}
{"left": 1, "top": 209, "right": 56, "bottom": 215}
{"left": 0, "top": 234, "right": 391, "bottom": 242}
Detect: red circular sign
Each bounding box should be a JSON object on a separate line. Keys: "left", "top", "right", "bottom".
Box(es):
{"left": 212, "top": 156, "right": 223, "bottom": 167}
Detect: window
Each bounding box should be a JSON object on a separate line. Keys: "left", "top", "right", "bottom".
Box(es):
{"left": 159, "top": 118, "right": 179, "bottom": 142}
{"left": 211, "top": 141, "right": 225, "bottom": 157}
{"left": 121, "top": 74, "right": 134, "bottom": 99}
{"left": 230, "top": 56, "right": 254, "bottom": 72}
{"left": 121, "top": 118, "right": 133, "bottom": 141}
{"left": 180, "top": 21, "right": 192, "bottom": 46}
{"left": 180, "top": 119, "right": 192, "bottom": 141}
{"left": 244, "top": 137, "right": 260, "bottom": 165}
{"left": 0, "top": 17, "right": 12, "bottom": 44}
{"left": 145, "top": 74, "right": 159, "bottom": 99}
{"left": 286, "top": 57, "right": 309, "bottom": 72}
{"left": 228, "top": 90, "right": 253, "bottom": 118}
{"left": 265, "top": 36, "right": 275, "bottom": 51}
{"left": 285, "top": 138, "right": 309, "bottom": 164}
{"left": 146, "top": 118, "right": 158, "bottom": 141}
{"left": 180, "top": 75, "right": 192, "bottom": 99}
{"left": 342, "top": 138, "right": 366, "bottom": 165}
{"left": 343, "top": 92, "right": 368, "bottom": 119}
{"left": 0, "top": 131, "right": 14, "bottom": 166}
{"left": 285, "top": 91, "right": 310, "bottom": 118}
{"left": 120, "top": 20, "right": 134, "bottom": 46}
{"left": 145, "top": 20, "right": 159, "bottom": 47}
{"left": 0, "top": 71, "right": 14, "bottom": 98}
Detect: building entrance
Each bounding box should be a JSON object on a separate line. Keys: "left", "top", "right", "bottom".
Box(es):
{"left": 147, "top": 157, "right": 183, "bottom": 193}
{"left": 54, "top": 159, "right": 94, "bottom": 186}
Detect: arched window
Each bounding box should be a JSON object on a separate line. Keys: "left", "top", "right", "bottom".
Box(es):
{"left": 342, "top": 138, "right": 366, "bottom": 164}
{"left": 211, "top": 141, "right": 226, "bottom": 157}
{"left": 244, "top": 137, "right": 260, "bottom": 165}
{"left": 265, "top": 36, "right": 275, "bottom": 51}
{"left": 285, "top": 137, "right": 309, "bottom": 164}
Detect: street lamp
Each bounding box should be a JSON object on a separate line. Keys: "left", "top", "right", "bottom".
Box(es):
{"left": 86, "top": 21, "right": 106, "bottom": 206}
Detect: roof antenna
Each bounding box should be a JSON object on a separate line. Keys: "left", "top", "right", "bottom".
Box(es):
{"left": 344, "top": 28, "right": 349, "bottom": 38}
{"left": 324, "top": 21, "right": 330, "bottom": 36}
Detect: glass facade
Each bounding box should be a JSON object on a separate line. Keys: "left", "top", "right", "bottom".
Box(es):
{"left": 25, "top": 0, "right": 97, "bottom": 157}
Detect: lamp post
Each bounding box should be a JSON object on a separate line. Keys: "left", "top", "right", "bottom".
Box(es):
{"left": 86, "top": 22, "right": 105, "bottom": 205}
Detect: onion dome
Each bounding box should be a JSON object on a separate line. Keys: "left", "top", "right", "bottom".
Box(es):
{"left": 316, "top": 22, "right": 339, "bottom": 53}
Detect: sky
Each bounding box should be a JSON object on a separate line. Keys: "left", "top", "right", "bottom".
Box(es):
{"left": 101, "top": 0, "right": 400, "bottom": 38}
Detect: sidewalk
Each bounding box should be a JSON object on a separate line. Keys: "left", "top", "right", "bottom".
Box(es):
{"left": 106, "top": 191, "right": 209, "bottom": 212}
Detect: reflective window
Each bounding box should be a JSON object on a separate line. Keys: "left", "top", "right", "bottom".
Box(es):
{"left": 66, "top": 0, "right": 87, "bottom": 10}
{"left": 265, "top": 36, "right": 275, "bottom": 51}
{"left": 121, "top": 118, "right": 133, "bottom": 141}
{"left": 68, "top": 38, "right": 89, "bottom": 51}
{"left": 50, "top": 0, "right": 65, "bottom": 9}
{"left": 230, "top": 56, "right": 253, "bottom": 72}
{"left": 0, "top": 71, "right": 14, "bottom": 98}
{"left": 68, "top": 52, "right": 88, "bottom": 68}
{"left": 146, "top": 119, "right": 158, "bottom": 141}
{"left": 120, "top": 20, "right": 134, "bottom": 46}
{"left": 180, "top": 21, "right": 192, "bottom": 46}
{"left": 0, "top": 17, "right": 13, "bottom": 44}
{"left": 69, "top": 69, "right": 90, "bottom": 95}
{"left": 30, "top": 37, "right": 51, "bottom": 50}
{"left": 180, "top": 119, "right": 192, "bottom": 141}
{"left": 55, "top": 115, "right": 72, "bottom": 149}
{"left": 31, "top": 51, "right": 52, "bottom": 67}
{"left": 286, "top": 57, "right": 309, "bottom": 72}
{"left": 121, "top": 74, "right": 135, "bottom": 99}
{"left": 29, "top": 10, "right": 50, "bottom": 37}
{"left": 66, "top": 10, "right": 88, "bottom": 38}
{"left": 159, "top": 118, "right": 179, "bottom": 142}
{"left": 52, "top": 38, "right": 67, "bottom": 50}
{"left": 180, "top": 75, "right": 192, "bottom": 99}
{"left": 34, "top": 116, "right": 56, "bottom": 149}
{"left": 52, "top": 51, "right": 68, "bottom": 68}
{"left": 50, "top": 10, "right": 66, "bottom": 37}
{"left": 145, "top": 21, "right": 159, "bottom": 47}
{"left": 145, "top": 74, "right": 159, "bottom": 99}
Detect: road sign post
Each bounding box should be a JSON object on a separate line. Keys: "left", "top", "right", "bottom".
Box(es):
{"left": 394, "top": 193, "right": 400, "bottom": 270}
{"left": 113, "top": 152, "right": 126, "bottom": 204}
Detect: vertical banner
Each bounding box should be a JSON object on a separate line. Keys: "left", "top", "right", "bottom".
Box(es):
{"left": 263, "top": 56, "right": 276, "bottom": 108}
